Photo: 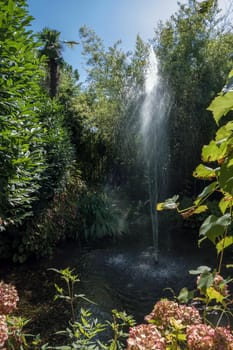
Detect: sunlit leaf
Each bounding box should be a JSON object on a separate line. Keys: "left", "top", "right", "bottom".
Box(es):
{"left": 202, "top": 140, "right": 226, "bottom": 162}
{"left": 226, "top": 264, "right": 233, "bottom": 268}
{"left": 216, "top": 236, "right": 233, "bottom": 254}
{"left": 156, "top": 202, "right": 164, "bottom": 211}
{"left": 193, "top": 164, "right": 217, "bottom": 180}
{"left": 193, "top": 205, "right": 208, "bottom": 214}
{"left": 206, "top": 286, "right": 224, "bottom": 303}
{"left": 218, "top": 195, "right": 232, "bottom": 214}
{"left": 158, "top": 195, "right": 179, "bottom": 210}
{"left": 207, "top": 91, "right": 233, "bottom": 124}
{"left": 216, "top": 121, "right": 233, "bottom": 141}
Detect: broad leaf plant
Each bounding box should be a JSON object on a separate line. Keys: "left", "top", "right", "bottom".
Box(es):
{"left": 158, "top": 70, "right": 233, "bottom": 274}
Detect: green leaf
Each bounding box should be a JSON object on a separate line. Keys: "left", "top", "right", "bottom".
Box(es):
{"left": 199, "top": 214, "right": 231, "bottom": 244}
{"left": 193, "top": 205, "right": 208, "bottom": 214}
{"left": 189, "top": 265, "right": 211, "bottom": 275}
{"left": 194, "top": 181, "right": 218, "bottom": 206}
{"left": 206, "top": 286, "right": 224, "bottom": 303}
{"left": 219, "top": 163, "right": 233, "bottom": 195}
{"left": 177, "top": 287, "right": 194, "bottom": 303}
{"left": 157, "top": 195, "right": 179, "bottom": 211}
{"left": 216, "top": 236, "right": 233, "bottom": 254}
{"left": 156, "top": 202, "right": 165, "bottom": 211}
{"left": 218, "top": 195, "right": 232, "bottom": 214}
{"left": 197, "top": 272, "right": 214, "bottom": 291}
{"left": 216, "top": 121, "right": 233, "bottom": 141}
{"left": 207, "top": 91, "right": 233, "bottom": 124}
{"left": 54, "top": 283, "right": 63, "bottom": 295}
{"left": 202, "top": 140, "right": 226, "bottom": 162}
{"left": 193, "top": 164, "right": 217, "bottom": 180}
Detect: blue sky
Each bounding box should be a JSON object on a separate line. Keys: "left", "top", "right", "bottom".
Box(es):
{"left": 27, "top": 0, "right": 229, "bottom": 82}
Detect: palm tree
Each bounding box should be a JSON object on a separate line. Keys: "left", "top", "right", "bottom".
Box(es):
{"left": 38, "top": 28, "right": 79, "bottom": 98}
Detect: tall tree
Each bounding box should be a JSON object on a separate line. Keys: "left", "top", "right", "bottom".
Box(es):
{"left": 77, "top": 27, "right": 151, "bottom": 184}
{"left": 153, "top": 0, "right": 233, "bottom": 193}
{"left": 38, "top": 28, "right": 64, "bottom": 98}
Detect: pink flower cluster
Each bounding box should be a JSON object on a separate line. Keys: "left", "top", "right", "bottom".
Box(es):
{"left": 127, "top": 324, "right": 166, "bottom": 350}
{"left": 145, "top": 299, "right": 201, "bottom": 329}
{"left": 187, "top": 324, "right": 233, "bottom": 350}
{"left": 127, "top": 299, "right": 233, "bottom": 350}
{"left": 213, "top": 274, "right": 229, "bottom": 297}
{"left": 0, "top": 315, "right": 8, "bottom": 347}
{"left": 0, "top": 282, "right": 19, "bottom": 315}
{"left": 0, "top": 281, "right": 19, "bottom": 348}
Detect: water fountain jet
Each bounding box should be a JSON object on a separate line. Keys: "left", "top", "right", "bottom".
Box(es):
{"left": 140, "top": 46, "right": 170, "bottom": 263}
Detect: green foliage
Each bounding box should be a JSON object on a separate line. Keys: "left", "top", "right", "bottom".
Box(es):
{"left": 77, "top": 191, "right": 126, "bottom": 240}
{"left": 0, "top": 0, "right": 47, "bottom": 228}
{"left": 153, "top": 0, "right": 233, "bottom": 193}
{"left": 78, "top": 27, "right": 149, "bottom": 185}
{"left": 158, "top": 69, "right": 233, "bottom": 273}
{"left": 38, "top": 98, "right": 74, "bottom": 197}
{"left": 49, "top": 267, "right": 88, "bottom": 323}
{"left": 47, "top": 267, "right": 135, "bottom": 350}
{"left": 0, "top": 1, "right": 79, "bottom": 259}
{"left": 10, "top": 168, "right": 85, "bottom": 262}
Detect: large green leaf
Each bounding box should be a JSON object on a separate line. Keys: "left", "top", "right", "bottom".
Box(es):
{"left": 193, "top": 164, "right": 217, "bottom": 180}
{"left": 207, "top": 91, "right": 233, "bottom": 125}
{"left": 206, "top": 286, "right": 224, "bottom": 303}
{"left": 216, "top": 236, "right": 233, "bottom": 254}
{"left": 197, "top": 271, "right": 214, "bottom": 292}
{"left": 218, "top": 195, "right": 233, "bottom": 215}
{"left": 199, "top": 214, "right": 231, "bottom": 244}
{"left": 216, "top": 121, "right": 233, "bottom": 141}
{"left": 202, "top": 140, "right": 227, "bottom": 162}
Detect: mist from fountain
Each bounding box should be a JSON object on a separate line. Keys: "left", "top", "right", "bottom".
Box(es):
{"left": 140, "top": 46, "right": 170, "bottom": 262}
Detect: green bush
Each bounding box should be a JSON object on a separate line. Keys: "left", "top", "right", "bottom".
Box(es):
{"left": 77, "top": 191, "right": 127, "bottom": 241}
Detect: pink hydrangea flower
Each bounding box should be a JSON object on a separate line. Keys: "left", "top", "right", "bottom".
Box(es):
{"left": 0, "top": 315, "right": 8, "bottom": 347}
{"left": 214, "top": 327, "right": 233, "bottom": 350}
{"left": 145, "top": 300, "right": 180, "bottom": 328}
{"left": 187, "top": 324, "right": 233, "bottom": 350}
{"left": 178, "top": 305, "right": 202, "bottom": 325}
{"left": 0, "top": 282, "right": 19, "bottom": 315}
{"left": 145, "top": 300, "right": 201, "bottom": 329}
{"left": 213, "top": 274, "right": 229, "bottom": 297}
{"left": 127, "top": 324, "right": 166, "bottom": 350}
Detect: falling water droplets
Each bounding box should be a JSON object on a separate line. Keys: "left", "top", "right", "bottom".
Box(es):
{"left": 140, "top": 46, "right": 170, "bottom": 262}
{"left": 145, "top": 47, "right": 159, "bottom": 95}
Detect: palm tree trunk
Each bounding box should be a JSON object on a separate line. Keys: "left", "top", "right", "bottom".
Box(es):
{"left": 49, "top": 59, "right": 58, "bottom": 98}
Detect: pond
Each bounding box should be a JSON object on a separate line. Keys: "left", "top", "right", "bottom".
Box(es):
{"left": 0, "top": 223, "right": 217, "bottom": 344}
{"left": 48, "top": 225, "right": 216, "bottom": 323}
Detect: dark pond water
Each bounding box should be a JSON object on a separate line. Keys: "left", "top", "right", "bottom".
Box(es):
{"left": 0, "top": 221, "right": 223, "bottom": 345}
{"left": 48, "top": 226, "right": 216, "bottom": 323}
